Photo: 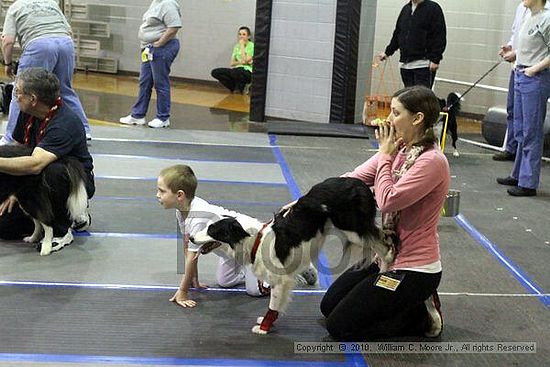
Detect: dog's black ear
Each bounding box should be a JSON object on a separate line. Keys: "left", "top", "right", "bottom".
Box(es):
{"left": 207, "top": 217, "right": 250, "bottom": 248}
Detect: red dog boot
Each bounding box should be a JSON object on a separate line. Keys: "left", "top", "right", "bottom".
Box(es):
{"left": 252, "top": 308, "right": 279, "bottom": 334}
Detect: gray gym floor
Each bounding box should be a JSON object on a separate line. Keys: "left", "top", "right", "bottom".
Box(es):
{"left": 1, "top": 111, "right": 549, "bottom": 367}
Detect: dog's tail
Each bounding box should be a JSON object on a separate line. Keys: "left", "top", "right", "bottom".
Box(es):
{"left": 64, "top": 158, "right": 89, "bottom": 221}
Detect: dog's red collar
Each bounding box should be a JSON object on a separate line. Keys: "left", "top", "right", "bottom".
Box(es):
{"left": 251, "top": 220, "right": 272, "bottom": 263}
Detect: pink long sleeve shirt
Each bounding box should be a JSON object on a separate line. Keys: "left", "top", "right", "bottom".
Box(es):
{"left": 343, "top": 146, "right": 450, "bottom": 270}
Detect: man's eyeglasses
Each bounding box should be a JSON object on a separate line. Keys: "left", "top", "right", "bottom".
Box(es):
{"left": 14, "top": 87, "right": 29, "bottom": 97}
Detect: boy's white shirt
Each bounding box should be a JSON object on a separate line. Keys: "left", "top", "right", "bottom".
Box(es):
{"left": 176, "top": 196, "right": 260, "bottom": 252}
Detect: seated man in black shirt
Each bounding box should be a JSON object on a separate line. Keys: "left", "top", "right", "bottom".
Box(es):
{"left": 0, "top": 67, "right": 94, "bottom": 243}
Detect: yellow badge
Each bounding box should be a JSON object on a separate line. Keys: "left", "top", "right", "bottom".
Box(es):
{"left": 141, "top": 47, "right": 150, "bottom": 63}
{"left": 375, "top": 273, "right": 404, "bottom": 291}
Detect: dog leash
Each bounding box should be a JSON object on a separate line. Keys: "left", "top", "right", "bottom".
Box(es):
{"left": 446, "top": 60, "right": 503, "bottom": 109}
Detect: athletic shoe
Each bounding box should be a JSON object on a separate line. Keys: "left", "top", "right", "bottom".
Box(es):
{"left": 424, "top": 292, "right": 443, "bottom": 337}
{"left": 507, "top": 186, "right": 536, "bottom": 197}
{"left": 492, "top": 151, "right": 515, "bottom": 161}
{"left": 148, "top": 118, "right": 170, "bottom": 128}
{"left": 72, "top": 211, "right": 91, "bottom": 232}
{"left": 51, "top": 230, "right": 74, "bottom": 252}
{"left": 496, "top": 176, "right": 518, "bottom": 186}
{"left": 295, "top": 267, "right": 318, "bottom": 286}
{"left": 119, "top": 115, "right": 146, "bottom": 125}
{"left": 0, "top": 136, "right": 13, "bottom": 146}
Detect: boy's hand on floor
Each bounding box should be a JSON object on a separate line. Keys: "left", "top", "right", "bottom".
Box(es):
{"left": 170, "top": 289, "right": 197, "bottom": 308}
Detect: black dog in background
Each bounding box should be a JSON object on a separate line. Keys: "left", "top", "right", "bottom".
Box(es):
{"left": 0, "top": 145, "right": 89, "bottom": 255}
{"left": 438, "top": 92, "right": 461, "bottom": 156}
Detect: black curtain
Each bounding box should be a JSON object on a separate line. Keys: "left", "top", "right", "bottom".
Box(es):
{"left": 330, "top": 0, "right": 361, "bottom": 124}
{"left": 249, "top": 0, "right": 273, "bottom": 122}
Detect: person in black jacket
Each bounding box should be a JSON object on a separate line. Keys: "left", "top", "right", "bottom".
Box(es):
{"left": 378, "top": 0, "right": 446, "bottom": 88}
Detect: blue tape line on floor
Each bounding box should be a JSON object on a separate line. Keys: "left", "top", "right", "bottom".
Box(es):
{"left": 73, "top": 232, "right": 177, "bottom": 239}
{"left": 93, "top": 196, "right": 285, "bottom": 207}
{"left": 455, "top": 213, "right": 550, "bottom": 307}
{"left": 93, "top": 152, "right": 275, "bottom": 164}
{"left": 0, "top": 353, "right": 350, "bottom": 366}
{"left": 95, "top": 176, "right": 289, "bottom": 186}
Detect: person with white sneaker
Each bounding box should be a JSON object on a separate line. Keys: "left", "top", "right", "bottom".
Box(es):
{"left": 320, "top": 86, "right": 449, "bottom": 340}
{"left": 0, "top": 68, "right": 94, "bottom": 242}
{"left": 120, "top": 0, "right": 182, "bottom": 129}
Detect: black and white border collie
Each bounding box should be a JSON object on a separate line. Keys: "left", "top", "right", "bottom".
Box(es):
{"left": 0, "top": 145, "right": 88, "bottom": 255}
{"left": 438, "top": 92, "right": 462, "bottom": 157}
{"left": 191, "top": 177, "right": 395, "bottom": 334}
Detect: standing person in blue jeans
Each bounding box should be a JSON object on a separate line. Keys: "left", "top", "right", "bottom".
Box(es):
{"left": 0, "top": 0, "right": 91, "bottom": 145}
{"left": 120, "top": 0, "right": 182, "bottom": 129}
{"left": 494, "top": 0, "right": 550, "bottom": 162}
{"left": 497, "top": 0, "right": 550, "bottom": 197}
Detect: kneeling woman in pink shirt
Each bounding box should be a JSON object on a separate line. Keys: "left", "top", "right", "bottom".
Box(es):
{"left": 321, "top": 86, "right": 450, "bottom": 340}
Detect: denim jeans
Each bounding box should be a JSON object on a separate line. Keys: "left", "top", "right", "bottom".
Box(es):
{"left": 504, "top": 70, "right": 518, "bottom": 154}
{"left": 400, "top": 67, "right": 436, "bottom": 88}
{"left": 131, "top": 38, "right": 180, "bottom": 121}
{"left": 511, "top": 68, "right": 550, "bottom": 189}
{"left": 3, "top": 36, "right": 90, "bottom": 142}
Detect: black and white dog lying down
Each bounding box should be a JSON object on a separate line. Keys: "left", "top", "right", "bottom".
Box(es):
{"left": 0, "top": 145, "right": 89, "bottom": 255}
{"left": 191, "top": 177, "right": 395, "bottom": 334}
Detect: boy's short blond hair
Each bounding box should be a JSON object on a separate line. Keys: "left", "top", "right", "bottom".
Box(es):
{"left": 160, "top": 165, "right": 197, "bottom": 199}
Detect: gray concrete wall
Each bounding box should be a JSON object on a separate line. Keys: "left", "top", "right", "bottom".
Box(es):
{"left": 264, "top": 0, "right": 337, "bottom": 123}
{"left": 70, "top": 0, "right": 256, "bottom": 80}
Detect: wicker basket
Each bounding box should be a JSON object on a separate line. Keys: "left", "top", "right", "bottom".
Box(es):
{"left": 362, "top": 60, "right": 396, "bottom": 126}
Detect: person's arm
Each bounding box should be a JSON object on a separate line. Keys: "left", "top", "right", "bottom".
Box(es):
{"left": 509, "top": 3, "right": 526, "bottom": 48}
{"left": 169, "top": 249, "right": 199, "bottom": 308}
{"left": 525, "top": 57, "right": 550, "bottom": 77}
{"left": 241, "top": 41, "right": 253, "bottom": 64}
{"left": 1, "top": 34, "right": 16, "bottom": 78}
{"left": 2, "top": 5, "right": 17, "bottom": 78}
{"left": 230, "top": 42, "right": 253, "bottom": 67}
{"left": 426, "top": 4, "right": 447, "bottom": 69}
{"left": 230, "top": 45, "right": 240, "bottom": 67}
{"left": 152, "top": 27, "right": 179, "bottom": 47}
{"left": 0, "top": 147, "right": 57, "bottom": 176}
{"left": 525, "top": 18, "right": 550, "bottom": 77}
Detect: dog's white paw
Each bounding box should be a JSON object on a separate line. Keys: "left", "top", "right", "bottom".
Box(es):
{"left": 252, "top": 325, "right": 268, "bottom": 335}
{"left": 40, "top": 241, "right": 53, "bottom": 256}
{"left": 23, "top": 235, "right": 40, "bottom": 243}
{"left": 256, "top": 316, "right": 264, "bottom": 325}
